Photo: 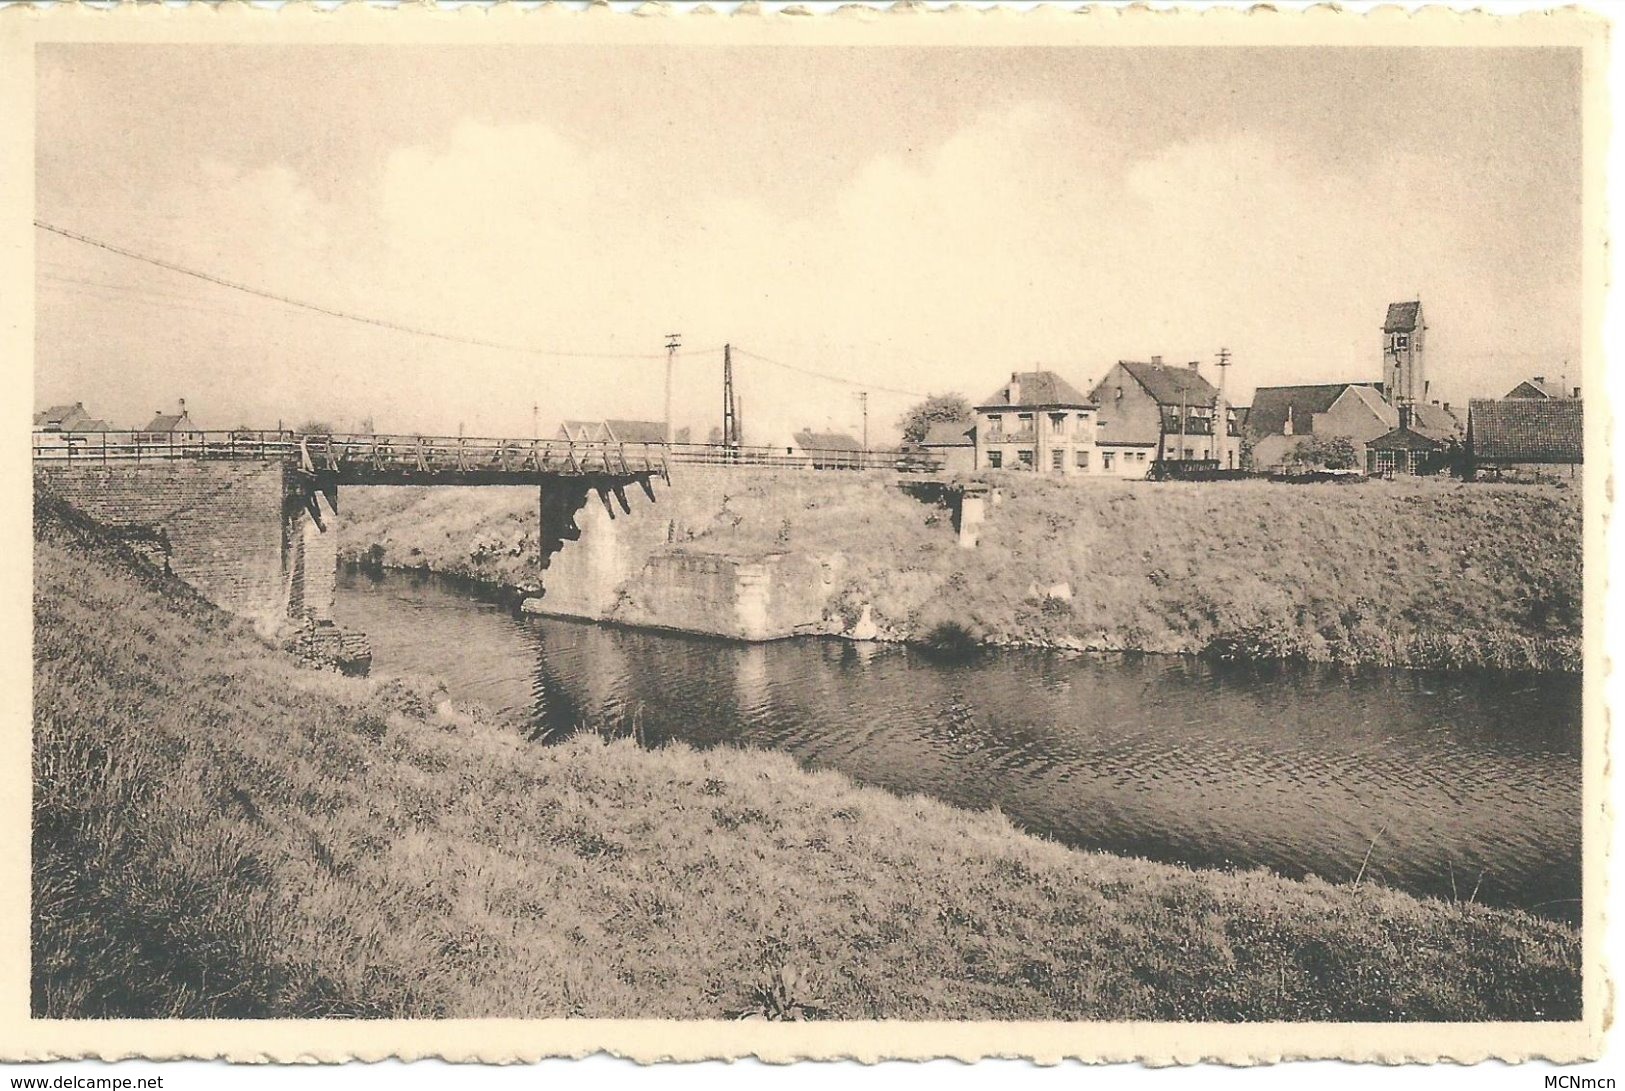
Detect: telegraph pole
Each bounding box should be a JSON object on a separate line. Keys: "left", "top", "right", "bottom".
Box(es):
{"left": 722, "top": 343, "right": 739, "bottom": 453}
{"left": 1215, "top": 347, "right": 1232, "bottom": 468}
{"left": 858, "top": 392, "right": 869, "bottom": 457}
{"left": 663, "top": 333, "right": 681, "bottom": 444}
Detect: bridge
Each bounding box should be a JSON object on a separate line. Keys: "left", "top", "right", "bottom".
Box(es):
{"left": 32, "top": 429, "right": 957, "bottom": 653}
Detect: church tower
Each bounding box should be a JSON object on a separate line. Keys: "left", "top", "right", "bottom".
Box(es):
{"left": 1382, "top": 300, "right": 1427, "bottom": 406}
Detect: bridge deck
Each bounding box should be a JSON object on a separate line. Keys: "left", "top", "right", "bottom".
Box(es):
{"left": 32, "top": 430, "right": 944, "bottom": 478}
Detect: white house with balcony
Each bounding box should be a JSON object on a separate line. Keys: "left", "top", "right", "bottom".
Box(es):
{"left": 973, "top": 371, "right": 1100, "bottom": 475}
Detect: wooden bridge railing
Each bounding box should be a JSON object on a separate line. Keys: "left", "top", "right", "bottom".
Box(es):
{"left": 32, "top": 431, "right": 944, "bottom": 475}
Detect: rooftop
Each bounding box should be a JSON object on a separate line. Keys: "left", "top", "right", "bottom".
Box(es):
{"left": 1246, "top": 383, "right": 1386, "bottom": 437}
{"left": 1469, "top": 398, "right": 1583, "bottom": 464}
{"left": 1384, "top": 300, "right": 1423, "bottom": 332}
{"left": 1113, "top": 360, "right": 1218, "bottom": 407}
{"left": 978, "top": 370, "right": 1093, "bottom": 409}
{"left": 793, "top": 430, "right": 863, "bottom": 452}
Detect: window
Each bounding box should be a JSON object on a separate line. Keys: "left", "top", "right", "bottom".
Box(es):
{"left": 987, "top": 450, "right": 1003, "bottom": 469}
{"left": 1395, "top": 333, "right": 1410, "bottom": 352}
{"left": 1050, "top": 413, "right": 1067, "bottom": 433}
{"left": 1076, "top": 450, "right": 1090, "bottom": 469}
{"left": 1017, "top": 449, "right": 1035, "bottom": 468}
{"left": 1136, "top": 451, "right": 1147, "bottom": 462}
{"left": 1051, "top": 449, "right": 1065, "bottom": 470}
{"left": 1115, "top": 386, "right": 1124, "bottom": 401}
{"left": 1102, "top": 451, "right": 1115, "bottom": 471}
{"left": 1184, "top": 447, "right": 1195, "bottom": 460}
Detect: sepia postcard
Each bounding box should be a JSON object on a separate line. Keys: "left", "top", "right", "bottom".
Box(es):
{"left": 0, "top": 0, "right": 1613, "bottom": 1067}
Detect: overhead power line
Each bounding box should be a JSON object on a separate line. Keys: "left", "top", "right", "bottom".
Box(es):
{"left": 732, "top": 346, "right": 928, "bottom": 400}
{"left": 34, "top": 219, "right": 687, "bottom": 362}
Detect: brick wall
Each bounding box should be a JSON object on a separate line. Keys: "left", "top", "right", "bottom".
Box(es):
{"left": 35, "top": 461, "right": 296, "bottom": 623}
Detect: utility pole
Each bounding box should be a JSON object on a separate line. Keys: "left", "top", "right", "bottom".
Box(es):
{"left": 858, "top": 392, "right": 869, "bottom": 458}
{"left": 664, "top": 333, "right": 681, "bottom": 444}
{"left": 722, "top": 342, "right": 739, "bottom": 454}
{"left": 1215, "top": 347, "right": 1232, "bottom": 468}
{"left": 531, "top": 402, "right": 539, "bottom": 441}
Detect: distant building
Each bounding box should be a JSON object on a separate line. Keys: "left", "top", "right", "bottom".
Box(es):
{"left": 919, "top": 421, "right": 975, "bottom": 474}
{"left": 1246, "top": 382, "right": 1396, "bottom": 473}
{"left": 1408, "top": 401, "right": 1464, "bottom": 444}
{"left": 973, "top": 370, "right": 1098, "bottom": 475}
{"left": 1089, "top": 358, "right": 1234, "bottom": 477}
{"left": 791, "top": 429, "right": 865, "bottom": 469}
{"left": 139, "top": 401, "right": 201, "bottom": 444}
{"left": 1366, "top": 405, "right": 1455, "bottom": 477}
{"left": 1466, "top": 398, "right": 1583, "bottom": 479}
{"left": 1383, "top": 299, "right": 1428, "bottom": 406}
{"left": 33, "top": 402, "right": 108, "bottom": 432}
{"left": 1505, "top": 376, "right": 1580, "bottom": 400}
{"left": 557, "top": 419, "right": 671, "bottom": 445}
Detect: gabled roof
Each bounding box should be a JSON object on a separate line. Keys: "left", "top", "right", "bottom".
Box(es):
{"left": 1384, "top": 300, "right": 1423, "bottom": 332}
{"left": 1368, "top": 426, "right": 1444, "bottom": 452}
{"left": 1246, "top": 383, "right": 1385, "bottom": 437}
{"left": 35, "top": 402, "right": 89, "bottom": 430}
{"left": 1409, "top": 402, "right": 1463, "bottom": 443}
{"left": 144, "top": 412, "right": 192, "bottom": 432}
{"left": 978, "top": 370, "right": 1093, "bottom": 409}
{"left": 70, "top": 418, "right": 111, "bottom": 433}
{"left": 920, "top": 421, "right": 975, "bottom": 447}
{"left": 604, "top": 419, "right": 667, "bottom": 444}
{"left": 793, "top": 430, "right": 863, "bottom": 452}
{"left": 1469, "top": 398, "right": 1583, "bottom": 464}
{"left": 1113, "top": 361, "right": 1217, "bottom": 407}
{"left": 1505, "top": 378, "right": 1567, "bottom": 400}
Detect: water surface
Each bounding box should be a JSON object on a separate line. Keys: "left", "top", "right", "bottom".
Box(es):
{"left": 334, "top": 567, "right": 1582, "bottom": 922}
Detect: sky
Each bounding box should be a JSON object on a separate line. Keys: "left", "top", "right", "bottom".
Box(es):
{"left": 33, "top": 44, "right": 1584, "bottom": 444}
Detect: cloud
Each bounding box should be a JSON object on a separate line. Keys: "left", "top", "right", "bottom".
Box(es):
{"left": 37, "top": 102, "right": 1580, "bottom": 437}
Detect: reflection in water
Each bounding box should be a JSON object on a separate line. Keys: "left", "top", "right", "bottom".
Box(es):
{"left": 335, "top": 568, "right": 1582, "bottom": 922}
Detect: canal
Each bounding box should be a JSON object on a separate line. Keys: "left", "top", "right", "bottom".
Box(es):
{"left": 334, "top": 567, "right": 1583, "bottom": 922}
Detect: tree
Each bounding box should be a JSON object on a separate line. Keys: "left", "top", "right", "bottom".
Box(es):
{"left": 1292, "top": 434, "right": 1358, "bottom": 471}
{"left": 898, "top": 393, "right": 973, "bottom": 446}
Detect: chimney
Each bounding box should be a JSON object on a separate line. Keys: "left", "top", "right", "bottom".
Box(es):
{"left": 1573, "top": 387, "right": 1582, "bottom": 399}
{"left": 1398, "top": 404, "right": 1413, "bottom": 431}
{"left": 1008, "top": 372, "right": 1021, "bottom": 403}
{"left": 1533, "top": 375, "right": 1545, "bottom": 383}
{"left": 1443, "top": 402, "right": 1452, "bottom": 415}
{"left": 1150, "top": 355, "right": 1162, "bottom": 366}
{"left": 1188, "top": 360, "right": 1199, "bottom": 371}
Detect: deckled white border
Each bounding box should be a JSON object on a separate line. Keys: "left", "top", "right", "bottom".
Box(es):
{"left": 0, "top": 0, "right": 1612, "bottom": 1065}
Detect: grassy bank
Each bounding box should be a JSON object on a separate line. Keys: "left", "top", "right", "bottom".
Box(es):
{"left": 32, "top": 494, "right": 1581, "bottom": 1020}
{"left": 340, "top": 472, "right": 1581, "bottom": 671}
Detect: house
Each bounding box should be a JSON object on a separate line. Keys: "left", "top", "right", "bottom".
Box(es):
{"left": 791, "top": 429, "right": 865, "bottom": 469}
{"left": 603, "top": 419, "right": 668, "bottom": 445}
{"left": 1088, "top": 358, "right": 1235, "bottom": 477}
{"left": 1466, "top": 398, "right": 1583, "bottom": 479}
{"left": 139, "top": 401, "right": 201, "bottom": 444}
{"left": 1505, "top": 376, "right": 1580, "bottom": 400}
{"left": 33, "top": 402, "right": 107, "bottom": 432}
{"left": 1245, "top": 382, "right": 1396, "bottom": 472}
{"left": 974, "top": 370, "right": 1099, "bottom": 475}
{"left": 1366, "top": 407, "right": 1454, "bottom": 477}
{"left": 918, "top": 421, "right": 975, "bottom": 474}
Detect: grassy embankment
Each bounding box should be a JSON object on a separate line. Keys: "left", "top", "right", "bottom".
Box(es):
{"left": 341, "top": 472, "right": 1581, "bottom": 671}
{"left": 33, "top": 495, "right": 1581, "bottom": 1020}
